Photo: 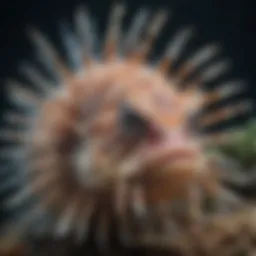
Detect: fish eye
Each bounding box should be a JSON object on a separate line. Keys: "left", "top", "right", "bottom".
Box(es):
{"left": 119, "top": 103, "right": 149, "bottom": 138}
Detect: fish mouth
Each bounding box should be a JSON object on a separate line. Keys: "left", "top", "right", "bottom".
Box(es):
{"left": 159, "top": 150, "right": 200, "bottom": 170}
{"left": 162, "top": 150, "right": 198, "bottom": 163}
{"left": 140, "top": 146, "right": 202, "bottom": 173}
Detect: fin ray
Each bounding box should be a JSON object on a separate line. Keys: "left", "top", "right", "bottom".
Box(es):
{"left": 60, "top": 21, "right": 83, "bottom": 71}
{"left": 55, "top": 201, "right": 77, "bottom": 237}
{"left": 0, "top": 129, "right": 27, "bottom": 144}
{"left": 74, "top": 5, "right": 95, "bottom": 65}
{"left": 174, "top": 44, "right": 220, "bottom": 81}
{"left": 158, "top": 27, "right": 194, "bottom": 73}
{"left": 28, "top": 28, "right": 72, "bottom": 82}
{"left": 204, "top": 81, "right": 245, "bottom": 106}
{"left": 20, "top": 62, "right": 55, "bottom": 94}
{"left": 75, "top": 200, "right": 94, "bottom": 242}
{"left": 130, "top": 10, "right": 168, "bottom": 62}
{"left": 104, "top": 3, "right": 126, "bottom": 60}
{"left": 4, "top": 186, "right": 32, "bottom": 209}
{"left": 199, "top": 101, "right": 253, "bottom": 127}
{"left": 201, "top": 60, "right": 231, "bottom": 82}
{"left": 123, "top": 8, "right": 150, "bottom": 56}
{"left": 7, "top": 79, "right": 41, "bottom": 108}
{"left": 3, "top": 112, "right": 31, "bottom": 127}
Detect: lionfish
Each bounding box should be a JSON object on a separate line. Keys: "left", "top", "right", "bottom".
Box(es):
{"left": 0, "top": 2, "right": 255, "bottom": 255}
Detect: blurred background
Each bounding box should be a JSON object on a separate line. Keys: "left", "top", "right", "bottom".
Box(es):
{"left": 0, "top": 0, "right": 255, "bottom": 240}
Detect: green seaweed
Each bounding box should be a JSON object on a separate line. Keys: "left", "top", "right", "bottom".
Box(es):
{"left": 216, "top": 120, "right": 256, "bottom": 169}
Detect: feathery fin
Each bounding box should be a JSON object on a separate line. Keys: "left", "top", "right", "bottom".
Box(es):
{"left": 55, "top": 201, "right": 77, "bottom": 237}
{"left": 175, "top": 44, "right": 220, "bottom": 81}
{"left": 30, "top": 172, "right": 59, "bottom": 193}
{"left": 0, "top": 129, "right": 27, "bottom": 144}
{"left": 123, "top": 8, "right": 150, "bottom": 56}
{"left": 4, "top": 187, "right": 32, "bottom": 209}
{"left": 158, "top": 27, "right": 194, "bottom": 74}
{"left": 180, "top": 60, "right": 231, "bottom": 89}
{"left": 74, "top": 6, "right": 95, "bottom": 66}
{"left": 130, "top": 10, "right": 168, "bottom": 62}
{"left": 115, "top": 180, "right": 129, "bottom": 217}
{"left": 20, "top": 62, "right": 54, "bottom": 94}
{"left": 200, "top": 101, "right": 253, "bottom": 127}
{"left": 3, "top": 112, "right": 31, "bottom": 127}
{"left": 201, "top": 60, "right": 231, "bottom": 82}
{"left": 60, "top": 21, "right": 82, "bottom": 71}
{"left": 75, "top": 201, "right": 94, "bottom": 242}
{"left": 0, "top": 146, "right": 25, "bottom": 160}
{"left": 187, "top": 44, "right": 220, "bottom": 68}
{"left": 7, "top": 79, "right": 41, "bottom": 108}
{"left": 132, "top": 185, "right": 147, "bottom": 218}
{"left": 104, "top": 3, "right": 126, "bottom": 60}
{"left": 204, "top": 81, "right": 245, "bottom": 106}
{"left": 203, "top": 128, "right": 243, "bottom": 146}
{"left": 28, "top": 27, "right": 72, "bottom": 82}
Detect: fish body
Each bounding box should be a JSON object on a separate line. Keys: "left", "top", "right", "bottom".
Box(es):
{"left": 0, "top": 3, "right": 253, "bottom": 255}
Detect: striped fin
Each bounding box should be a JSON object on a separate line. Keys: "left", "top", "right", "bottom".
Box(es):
{"left": 30, "top": 171, "right": 59, "bottom": 193}
{"left": 120, "top": 156, "right": 142, "bottom": 178}
{"left": 7, "top": 79, "right": 41, "bottom": 109}
{"left": 0, "top": 129, "right": 27, "bottom": 144}
{"left": 3, "top": 112, "right": 32, "bottom": 127}
{"left": 182, "top": 60, "right": 231, "bottom": 89}
{"left": 0, "top": 146, "right": 26, "bottom": 160}
{"left": 123, "top": 8, "right": 150, "bottom": 56}
{"left": 187, "top": 184, "right": 203, "bottom": 222}
{"left": 4, "top": 186, "right": 32, "bottom": 209}
{"left": 158, "top": 27, "right": 194, "bottom": 74}
{"left": 213, "top": 187, "right": 243, "bottom": 213}
{"left": 208, "top": 154, "right": 253, "bottom": 185}
{"left": 174, "top": 44, "right": 220, "bottom": 81}
{"left": 203, "top": 81, "right": 245, "bottom": 106}
{"left": 28, "top": 28, "right": 72, "bottom": 82}
{"left": 54, "top": 200, "right": 77, "bottom": 237}
{"left": 187, "top": 44, "right": 220, "bottom": 68}
{"left": 180, "top": 89, "right": 204, "bottom": 114}
{"left": 28, "top": 152, "right": 62, "bottom": 175}
{"left": 167, "top": 27, "right": 194, "bottom": 60}
{"left": 199, "top": 101, "right": 253, "bottom": 128}
{"left": 38, "top": 187, "right": 63, "bottom": 210}
{"left": 59, "top": 21, "right": 83, "bottom": 71}
{"left": 115, "top": 179, "right": 129, "bottom": 217}
{"left": 20, "top": 62, "right": 55, "bottom": 94}
{"left": 74, "top": 5, "right": 95, "bottom": 65}
{"left": 203, "top": 128, "right": 244, "bottom": 146}
{"left": 75, "top": 200, "right": 95, "bottom": 242}
{"left": 132, "top": 184, "right": 147, "bottom": 218}
{"left": 200, "top": 60, "right": 231, "bottom": 83}
{"left": 104, "top": 3, "right": 126, "bottom": 60}
{"left": 130, "top": 10, "right": 168, "bottom": 62}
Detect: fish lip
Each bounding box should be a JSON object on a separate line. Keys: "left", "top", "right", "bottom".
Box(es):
{"left": 159, "top": 150, "right": 199, "bottom": 167}
{"left": 141, "top": 146, "right": 200, "bottom": 171}
{"left": 147, "top": 145, "right": 199, "bottom": 161}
